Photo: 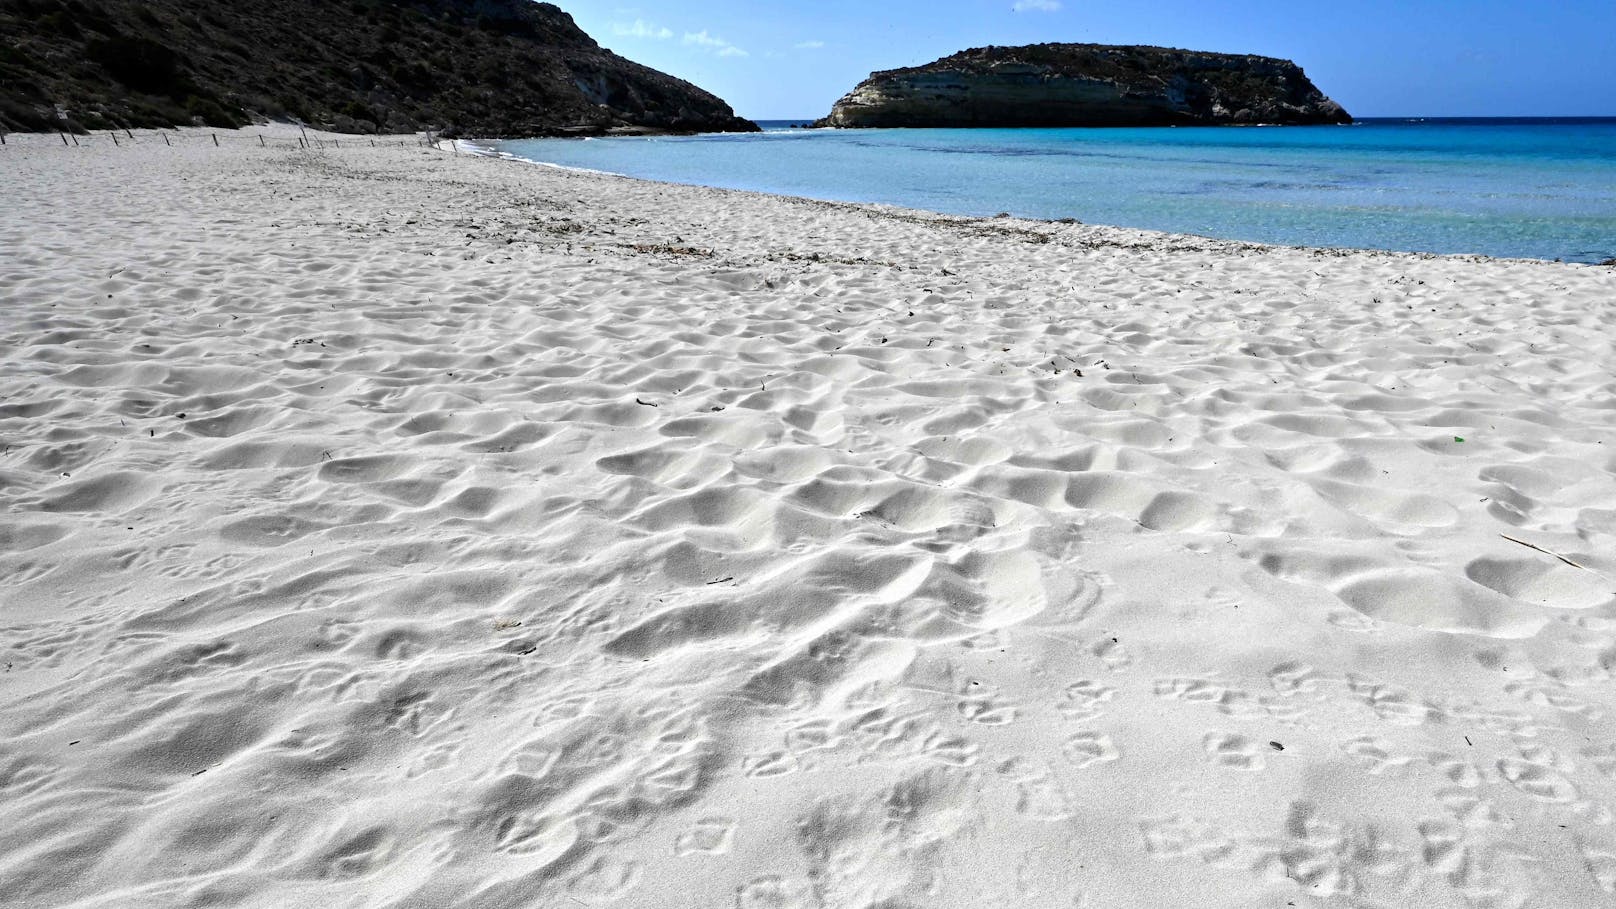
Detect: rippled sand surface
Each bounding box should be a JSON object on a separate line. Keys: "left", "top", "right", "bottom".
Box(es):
{"left": 3, "top": 125, "right": 1615, "bottom": 909}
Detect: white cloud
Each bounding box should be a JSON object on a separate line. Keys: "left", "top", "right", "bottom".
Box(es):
{"left": 795, "top": 40, "right": 826, "bottom": 50}
{"left": 682, "top": 30, "right": 724, "bottom": 47}
{"left": 683, "top": 30, "right": 749, "bottom": 57}
{"left": 612, "top": 18, "right": 673, "bottom": 39}
{"left": 1012, "top": 0, "right": 1061, "bottom": 10}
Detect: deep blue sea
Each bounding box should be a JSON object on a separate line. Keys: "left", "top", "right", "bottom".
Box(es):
{"left": 495, "top": 119, "right": 1616, "bottom": 263}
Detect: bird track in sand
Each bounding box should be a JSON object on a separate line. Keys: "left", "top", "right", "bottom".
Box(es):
{"left": 1, "top": 126, "right": 1615, "bottom": 907}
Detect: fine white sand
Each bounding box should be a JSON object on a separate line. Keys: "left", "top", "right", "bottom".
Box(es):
{"left": 3, "top": 124, "right": 1616, "bottom": 909}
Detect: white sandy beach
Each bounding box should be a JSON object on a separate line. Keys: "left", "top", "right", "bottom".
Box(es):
{"left": 3, "top": 124, "right": 1616, "bottom": 909}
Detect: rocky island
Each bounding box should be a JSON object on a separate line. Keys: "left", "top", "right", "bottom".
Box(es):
{"left": 816, "top": 43, "right": 1351, "bottom": 128}
{"left": 0, "top": 0, "right": 758, "bottom": 136}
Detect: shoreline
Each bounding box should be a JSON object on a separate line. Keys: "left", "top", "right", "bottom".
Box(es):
{"left": 466, "top": 133, "right": 1603, "bottom": 269}
{"left": 8, "top": 122, "right": 1611, "bottom": 267}
{"left": 3, "top": 125, "right": 1616, "bottom": 908}
{"left": 477, "top": 122, "right": 1616, "bottom": 266}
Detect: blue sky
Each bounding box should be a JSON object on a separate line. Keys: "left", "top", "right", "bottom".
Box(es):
{"left": 560, "top": 1, "right": 1616, "bottom": 120}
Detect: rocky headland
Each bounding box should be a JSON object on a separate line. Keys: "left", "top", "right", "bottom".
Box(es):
{"left": 0, "top": 0, "right": 758, "bottom": 136}
{"left": 816, "top": 43, "right": 1351, "bottom": 128}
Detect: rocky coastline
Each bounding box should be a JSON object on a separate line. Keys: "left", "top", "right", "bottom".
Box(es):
{"left": 816, "top": 43, "right": 1351, "bottom": 128}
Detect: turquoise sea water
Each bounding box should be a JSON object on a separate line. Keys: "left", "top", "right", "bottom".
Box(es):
{"left": 495, "top": 119, "right": 1616, "bottom": 263}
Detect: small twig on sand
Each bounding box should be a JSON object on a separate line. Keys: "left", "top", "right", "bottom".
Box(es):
{"left": 1499, "top": 533, "right": 1591, "bottom": 571}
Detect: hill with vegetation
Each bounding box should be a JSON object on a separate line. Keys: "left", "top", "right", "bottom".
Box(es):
{"left": 0, "top": 0, "right": 758, "bottom": 136}
{"left": 817, "top": 43, "right": 1351, "bottom": 128}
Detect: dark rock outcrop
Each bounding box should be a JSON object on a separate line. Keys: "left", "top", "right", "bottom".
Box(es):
{"left": 816, "top": 44, "right": 1350, "bottom": 129}
{"left": 0, "top": 0, "right": 758, "bottom": 136}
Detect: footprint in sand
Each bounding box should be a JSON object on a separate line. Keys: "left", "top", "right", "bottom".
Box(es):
{"left": 1326, "top": 608, "right": 1384, "bottom": 633}
{"left": 1202, "top": 733, "right": 1267, "bottom": 771}
{"left": 493, "top": 812, "right": 576, "bottom": 860}
{"left": 1093, "top": 636, "right": 1132, "bottom": 671}
{"left": 1341, "top": 736, "right": 1413, "bottom": 776}
{"left": 674, "top": 817, "right": 736, "bottom": 856}
{"left": 958, "top": 691, "right": 1018, "bottom": 725}
{"left": 1268, "top": 660, "right": 1329, "bottom": 697}
{"left": 742, "top": 751, "right": 799, "bottom": 778}
{"left": 1058, "top": 680, "right": 1117, "bottom": 722}
{"left": 1346, "top": 675, "right": 1441, "bottom": 727}
{"left": 314, "top": 826, "right": 397, "bottom": 879}
{"left": 1426, "top": 752, "right": 1485, "bottom": 788}
{"left": 784, "top": 719, "right": 840, "bottom": 754}
{"left": 1000, "top": 758, "right": 1076, "bottom": 821}
{"left": 922, "top": 732, "right": 979, "bottom": 767}
{"left": 1138, "top": 815, "right": 1237, "bottom": 864}
{"left": 567, "top": 855, "right": 642, "bottom": 904}
{"left": 1581, "top": 841, "right": 1616, "bottom": 893}
{"left": 1498, "top": 745, "right": 1579, "bottom": 803}
{"left": 1061, "top": 731, "right": 1120, "bottom": 769}
{"left": 736, "top": 875, "right": 815, "bottom": 909}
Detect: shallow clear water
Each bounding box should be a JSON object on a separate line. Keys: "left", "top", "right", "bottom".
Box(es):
{"left": 496, "top": 119, "right": 1616, "bottom": 263}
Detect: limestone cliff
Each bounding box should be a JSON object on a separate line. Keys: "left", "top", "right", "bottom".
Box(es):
{"left": 816, "top": 44, "right": 1351, "bottom": 128}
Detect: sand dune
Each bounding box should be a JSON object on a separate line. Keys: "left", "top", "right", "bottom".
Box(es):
{"left": 2, "top": 125, "right": 1616, "bottom": 908}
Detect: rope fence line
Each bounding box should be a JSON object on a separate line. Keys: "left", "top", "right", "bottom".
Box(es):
{"left": 0, "top": 126, "right": 449, "bottom": 151}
